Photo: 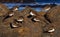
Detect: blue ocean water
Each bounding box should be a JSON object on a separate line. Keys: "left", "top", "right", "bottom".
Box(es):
{"left": 3, "top": 3, "right": 42, "bottom": 12}
{"left": 3, "top": 0, "right": 60, "bottom": 12}
{"left": 35, "top": 0, "right": 60, "bottom": 3}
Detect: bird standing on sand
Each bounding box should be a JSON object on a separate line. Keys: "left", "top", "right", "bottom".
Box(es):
{"left": 11, "top": 6, "right": 19, "bottom": 12}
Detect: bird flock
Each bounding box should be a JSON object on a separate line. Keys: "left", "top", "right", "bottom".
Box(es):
{"left": 0, "top": 3, "right": 60, "bottom": 37}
